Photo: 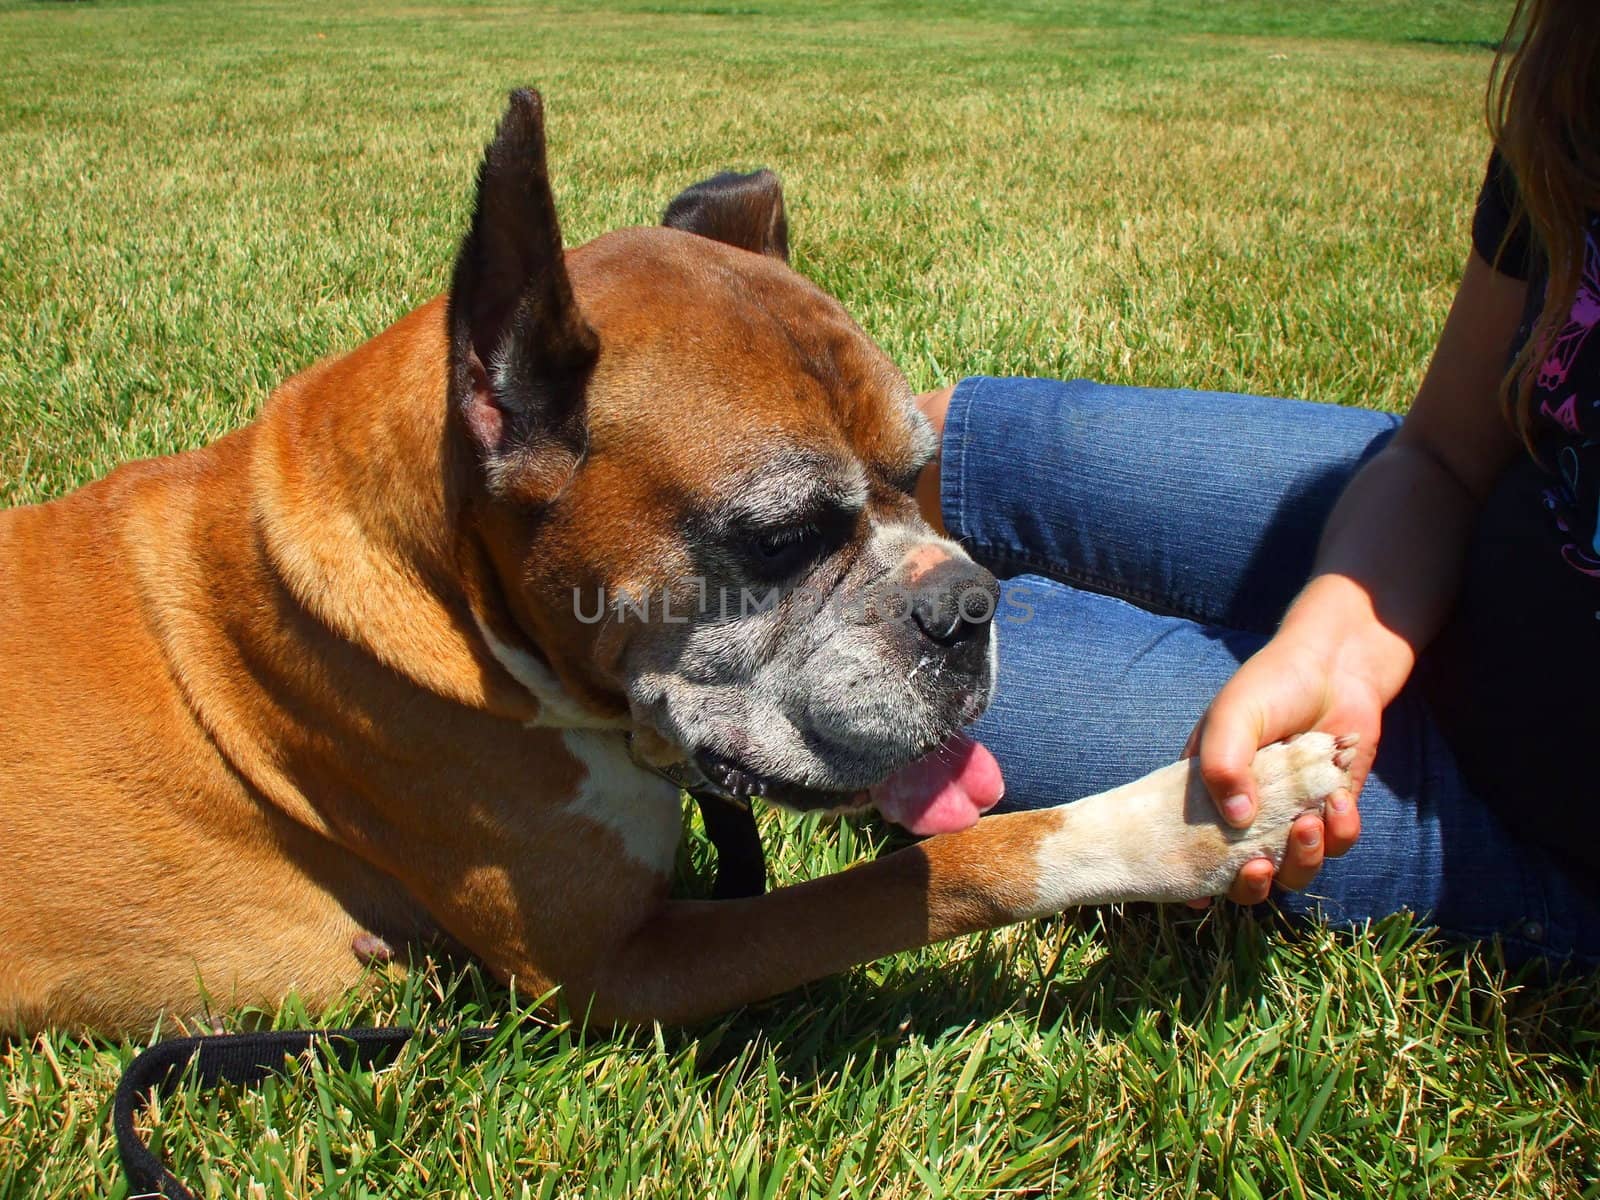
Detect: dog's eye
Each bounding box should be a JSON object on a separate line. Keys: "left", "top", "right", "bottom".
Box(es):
{"left": 754, "top": 522, "right": 818, "bottom": 558}
{"left": 747, "top": 522, "right": 824, "bottom": 576}
{"left": 888, "top": 467, "right": 923, "bottom": 496}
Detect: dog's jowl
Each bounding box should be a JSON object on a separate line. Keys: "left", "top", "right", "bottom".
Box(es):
{"left": 0, "top": 90, "right": 1353, "bottom": 1034}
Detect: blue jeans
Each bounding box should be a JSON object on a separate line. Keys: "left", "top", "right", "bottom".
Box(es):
{"left": 947, "top": 376, "right": 1600, "bottom": 964}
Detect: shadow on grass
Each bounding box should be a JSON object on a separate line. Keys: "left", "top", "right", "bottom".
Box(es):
{"left": 70, "top": 889, "right": 1600, "bottom": 1200}
{"left": 1405, "top": 35, "right": 1503, "bottom": 52}
{"left": 671, "top": 901, "right": 1600, "bottom": 1091}
{"left": 75, "top": 837, "right": 1600, "bottom": 1135}
{"left": 640, "top": 819, "right": 1600, "bottom": 1088}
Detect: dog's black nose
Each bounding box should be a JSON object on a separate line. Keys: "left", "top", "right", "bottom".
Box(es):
{"left": 913, "top": 596, "right": 984, "bottom": 645}
{"left": 911, "top": 560, "right": 998, "bottom": 647}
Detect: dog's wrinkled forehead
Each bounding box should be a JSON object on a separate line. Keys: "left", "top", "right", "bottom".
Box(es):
{"left": 564, "top": 226, "right": 936, "bottom": 498}
{"left": 720, "top": 444, "right": 867, "bottom": 522}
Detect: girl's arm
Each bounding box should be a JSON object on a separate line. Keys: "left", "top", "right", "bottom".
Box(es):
{"left": 1196, "top": 250, "right": 1529, "bottom": 903}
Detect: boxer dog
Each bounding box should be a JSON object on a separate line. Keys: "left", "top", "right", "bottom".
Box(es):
{"left": 0, "top": 90, "right": 1353, "bottom": 1035}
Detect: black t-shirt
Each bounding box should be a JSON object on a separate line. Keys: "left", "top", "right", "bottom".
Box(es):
{"left": 1422, "top": 152, "right": 1600, "bottom": 878}
{"left": 1474, "top": 150, "right": 1600, "bottom": 560}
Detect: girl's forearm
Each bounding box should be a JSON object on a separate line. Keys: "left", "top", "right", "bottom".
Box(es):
{"left": 1278, "top": 440, "right": 1484, "bottom": 706}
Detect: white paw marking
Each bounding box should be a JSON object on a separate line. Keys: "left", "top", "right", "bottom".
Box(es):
{"left": 1029, "top": 731, "right": 1357, "bottom": 910}
{"left": 1236, "top": 731, "right": 1353, "bottom": 841}
{"left": 1191, "top": 730, "right": 1356, "bottom": 896}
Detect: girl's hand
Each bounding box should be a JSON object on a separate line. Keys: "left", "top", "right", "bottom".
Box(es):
{"left": 1184, "top": 592, "right": 1388, "bottom": 906}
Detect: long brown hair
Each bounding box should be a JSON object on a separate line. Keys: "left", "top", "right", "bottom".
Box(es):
{"left": 1487, "top": 0, "right": 1600, "bottom": 442}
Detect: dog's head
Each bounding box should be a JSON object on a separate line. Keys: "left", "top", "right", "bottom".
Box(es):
{"left": 449, "top": 90, "right": 1001, "bottom": 834}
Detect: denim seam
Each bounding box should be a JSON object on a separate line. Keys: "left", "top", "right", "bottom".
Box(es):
{"left": 943, "top": 376, "right": 980, "bottom": 549}
{"left": 962, "top": 538, "right": 1227, "bottom": 627}
{"left": 949, "top": 381, "right": 1408, "bottom": 633}
{"left": 944, "top": 376, "right": 1232, "bottom": 624}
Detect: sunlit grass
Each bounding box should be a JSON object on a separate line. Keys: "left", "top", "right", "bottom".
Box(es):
{"left": 3, "top": 0, "right": 1596, "bottom": 1196}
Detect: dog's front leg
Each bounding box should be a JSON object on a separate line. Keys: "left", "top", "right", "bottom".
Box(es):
{"left": 571, "top": 732, "right": 1353, "bottom": 1024}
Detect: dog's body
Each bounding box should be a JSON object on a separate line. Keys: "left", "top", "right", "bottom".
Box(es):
{"left": 1, "top": 93, "right": 1352, "bottom": 1035}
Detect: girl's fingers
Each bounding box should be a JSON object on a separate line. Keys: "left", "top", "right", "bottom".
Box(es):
{"left": 1273, "top": 814, "right": 1326, "bottom": 891}
{"left": 1196, "top": 699, "right": 1265, "bottom": 828}
{"left": 1322, "top": 787, "right": 1361, "bottom": 856}
{"left": 1225, "top": 857, "right": 1275, "bottom": 905}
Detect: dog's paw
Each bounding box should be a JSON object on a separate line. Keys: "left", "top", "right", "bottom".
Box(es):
{"left": 1028, "top": 732, "right": 1359, "bottom": 911}
{"left": 1191, "top": 730, "right": 1357, "bottom": 894}
{"left": 1250, "top": 730, "right": 1356, "bottom": 833}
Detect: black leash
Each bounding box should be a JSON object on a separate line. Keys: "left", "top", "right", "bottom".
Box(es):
{"left": 694, "top": 791, "right": 767, "bottom": 900}
{"left": 114, "top": 1025, "right": 430, "bottom": 1199}
{"left": 114, "top": 792, "right": 763, "bottom": 1197}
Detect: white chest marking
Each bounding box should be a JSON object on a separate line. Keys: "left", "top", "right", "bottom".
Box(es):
{"left": 560, "top": 729, "right": 684, "bottom": 876}
{"left": 474, "top": 612, "right": 630, "bottom": 730}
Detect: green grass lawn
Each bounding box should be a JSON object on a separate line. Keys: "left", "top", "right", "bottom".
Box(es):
{"left": 3, "top": 0, "right": 1597, "bottom": 1195}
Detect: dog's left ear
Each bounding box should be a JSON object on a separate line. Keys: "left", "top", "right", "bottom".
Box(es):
{"left": 662, "top": 169, "right": 789, "bottom": 262}
{"left": 449, "top": 88, "right": 599, "bottom": 500}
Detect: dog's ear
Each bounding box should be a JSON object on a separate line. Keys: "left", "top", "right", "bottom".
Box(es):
{"left": 448, "top": 88, "right": 599, "bottom": 499}
{"left": 662, "top": 169, "right": 789, "bottom": 262}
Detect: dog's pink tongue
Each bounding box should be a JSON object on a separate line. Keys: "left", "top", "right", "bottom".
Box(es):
{"left": 869, "top": 733, "right": 1004, "bottom": 836}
